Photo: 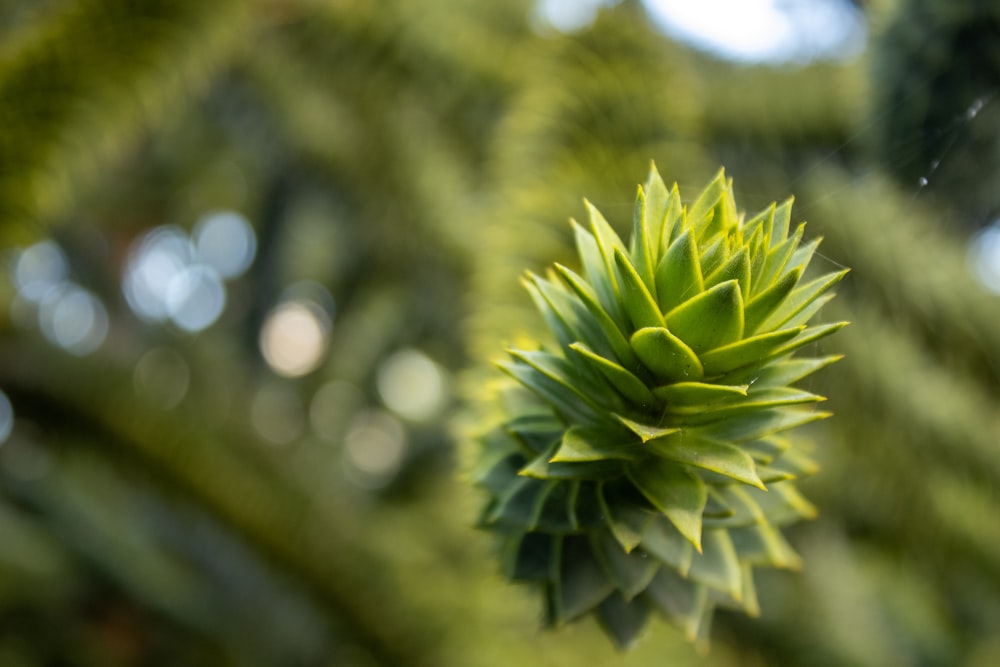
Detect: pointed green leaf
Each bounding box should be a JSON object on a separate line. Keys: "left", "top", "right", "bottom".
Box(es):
{"left": 759, "top": 269, "right": 849, "bottom": 331}
{"left": 614, "top": 247, "right": 665, "bottom": 330}
{"left": 769, "top": 197, "right": 794, "bottom": 247}
{"left": 742, "top": 203, "right": 774, "bottom": 242}
{"left": 640, "top": 515, "right": 695, "bottom": 575}
{"left": 531, "top": 272, "right": 615, "bottom": 364}
{"left": 705, "top": 247, "right": 751, "bottom": 300}
{"left": 645, "top": 569, "right": 710, "bottom": 642}
{"left": 534, "top": 480, "right": 580, "bottom": 534}
{"left": 700, "top": 326, "right": 806, "bottom": 375}
{"left": 630, "top": 186, "right": 657, "bottom": 292}
{"left": 688, "top": 529, "right": 742, "bottom": 601}
{"left": 509, "top": 349, "right": 621, "bottom": 414}
{"left": 667, "top": 387, "right": 824, "bottom": 424}
{"left": 551, "top": 425, "right": 643, "bottom": 463}
{"left": 698, "top": 236, "right": 728, "bottom": 279}
{"left": 750, "top": 481, "right": 819, "bottom": 525}
{"left": 520, "top": 452, "right": 622, "bottom": 481}
{"left": 597, "top": 592, "right": 652, "bottom": 649}
{"left": 757, "top": 446, "right": 819, "bottom": 481}
{"left": 729, "top": 523, "right": 803, "bottom": 570}
{"left": 702, "top": 485, "right": 766, "bottom": 528}
{"left": 689, "top": 169, "right": 727, "bottom": 239}
{"left": 643, "top": 163, "right": 670, "bottom": 259}
{"left": 499, "top": 358, "right": 601, "bottom": 425}
{"left": 652, "top": 381, "right": 748, "bottom": 406}
{"left": 487, "top": 476, "right": 549, "bottom": 529}
{"left": 591, "top": 530, "right": 659, "bottom": 598}
{"left": 646, "top": 432, "right": 766, "bottom": 489}
{"left": 764, "top": 321, "right": 849, "bottom": 360}
{"left": 691, "top": 406, "right": 831, "bottom": 443}
{"left": 759, "top": 223, "right": 805, "bottom": 288}
{"left": 572, "top": 220, "right": 628, "bottom": 329}
{"left": 616, "top": 414, "right": 679, "bottom": 443}
{"left": 662, "top": 183, "right": 685, "bottom": 248}
{"left": 553, "top": 536, "right": 615, "bottom": 622}
{"left": 523, "top": 275, "right": 575, "bottom": 350}
{"left": 503, "top": 532, "right": 553, "bottom": 582}
{"left": 555, "top": 263, "right": 639, "bottom": 370}
{"left": 626, "top": 459, "right": 707, "bottom": 551}
{"left": 725, "top": 355, "right": 843, "bottom": 388}
{"left": 655, "top": 229, "right": 704, "bottom": 313}
{"left": 569, "top": 342, "right": 658, "bottom": 407}
{"left": 630, "top": 326, "right": 704, "bottom": 382}
{"left": 665, "top": 279, "right": 744, "bottom": 353}
{"left": 598, "top": 483, "right": 654, "bottom": 552}
{"left": 743, "top": 267, "right": 802, "bottom": 335}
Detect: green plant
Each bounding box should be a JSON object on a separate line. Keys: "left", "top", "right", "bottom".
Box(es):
{"left": 472, "top": 165, "right": 847, "bottom": 648}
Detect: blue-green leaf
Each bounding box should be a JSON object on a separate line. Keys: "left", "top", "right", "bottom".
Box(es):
{"left": 626, "top": 459, "right": 707, "bottom": 551}
{"left": 569, "top": 342, "right": 658, "bottom": 407}
{"left": 687, "top": 529, "right": 742, "bottom": 601}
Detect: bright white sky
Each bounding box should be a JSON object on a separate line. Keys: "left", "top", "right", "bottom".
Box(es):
{"left": 536, "top": 0, "right": 867, "bottom": 64}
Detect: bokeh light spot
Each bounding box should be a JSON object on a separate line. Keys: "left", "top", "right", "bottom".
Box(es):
{"left": 123, "top": 226, "right": 195, "bottom": 322}
{"left": 969, "top": 222, "right": 1000, "bottom": 294}
{"left": 37, "top": 283, "right": 108, "bottom": 356}
{"left": 14, "top": 240, "right": 69, "bottom": 302}
{"left": 260, "top": 300, "right": 330, "bottom": 377}
{"left": 343, "top": 410, "right": 406, "bottom": 489}
{"left": 0, "top": 390, "right": 13, "bottom": 446}
{"left": 166, "top": 264, "right": 226, "bottom": 332}
{"left": 376, "top": 348, "right": 448, "bottom": 421}
{"left": 193, "top": 210, "right": 257, "bottom": 279}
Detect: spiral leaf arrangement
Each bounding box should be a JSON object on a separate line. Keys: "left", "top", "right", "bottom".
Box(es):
{"left": 473, "top": 165, "right": 847, "bottom": 648}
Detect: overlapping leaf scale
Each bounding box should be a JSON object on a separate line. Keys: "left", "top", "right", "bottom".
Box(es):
{"left": 474, "top": 166, "right": 845, "bottom": 648}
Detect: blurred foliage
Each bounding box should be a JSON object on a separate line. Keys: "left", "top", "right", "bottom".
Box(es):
{"left": 0, "top": 0, "right": 997, "bottom": 665}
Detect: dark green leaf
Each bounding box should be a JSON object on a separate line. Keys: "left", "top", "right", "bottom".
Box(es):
{"left": 569, "top": 342, "right": 658, "bottom": 407}
{"left": 597, "top": 592, "right": 652, "bottom": 649}
{"left": 639, "top": 515, "right": 694, "bottom": 575}
{"left": 626, "top": 459, "right": 707, "bottom": 550}
{"left": 591, "top": 530, "right": 659, "bottom": 598}
{"left": 644, "top": 569, "right": 709, "bottom": 642}
{"left": 687, "top": 529, "right": 742, "bottom": 601}
{"left": 598, "top": 482, "right": 654, "bottom": 552}
{"left": 552, "top": 536, "right": 615, "bottom": 622}
{"left": 555, "top": 263, "right": 639, "bottom": 370}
